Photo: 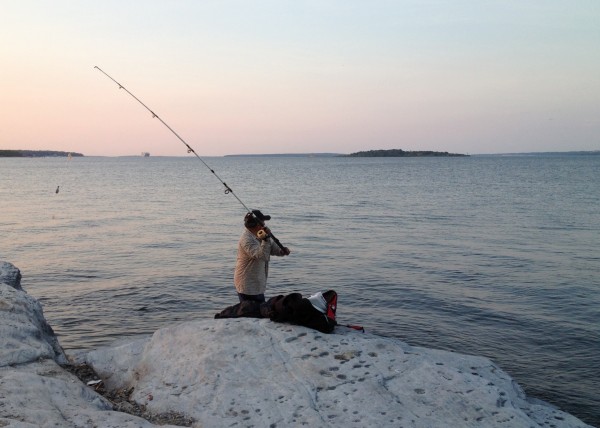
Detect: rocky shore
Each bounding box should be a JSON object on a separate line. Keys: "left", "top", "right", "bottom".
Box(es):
{"left": 0, "top": 261, "right": 593, "bottom": 427}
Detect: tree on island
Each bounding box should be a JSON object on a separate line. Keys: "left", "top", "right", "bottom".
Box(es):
{"left": 346, "top": 149, "right": 467, "bottom": 157}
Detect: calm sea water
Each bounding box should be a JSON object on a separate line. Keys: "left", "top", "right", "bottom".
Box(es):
{"left": 1, "top": 154, "right": 599, "bottom": 425}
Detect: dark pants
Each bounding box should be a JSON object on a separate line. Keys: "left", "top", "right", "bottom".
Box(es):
{"left": 238, "top": 293, "right": 265, "bottom": 303}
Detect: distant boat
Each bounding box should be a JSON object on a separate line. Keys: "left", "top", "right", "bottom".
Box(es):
{"left": 141, "top": 152, "right": 150, "bottom": 157}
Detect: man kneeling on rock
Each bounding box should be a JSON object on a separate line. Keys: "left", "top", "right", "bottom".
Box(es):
{"left": 233, "top": 210, "right": 290, "bottom": 303}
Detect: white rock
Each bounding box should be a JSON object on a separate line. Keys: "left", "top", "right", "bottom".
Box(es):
{"left": 0, "top": 261, "right": 593, "bottom": 427}
{"left": 0, "top": 261, "right": 182, "bottom": 427}
{"left": 86, "top": 318, "right": 591, "bottom": 428}
{"left": 0, "top": 359, "right": 180, "bottom": 428}
{"left": 0, "top": 274, "right": 66, "bottom": 367}
{"left": 0, "top": 262, "right": 22, "bottom": 291}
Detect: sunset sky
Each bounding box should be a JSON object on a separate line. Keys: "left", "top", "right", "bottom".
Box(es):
{"left": 2, "top": 1, "right": 599, "bottom": 156}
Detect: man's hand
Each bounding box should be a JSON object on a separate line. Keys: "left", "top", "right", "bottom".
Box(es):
{"left": 282, "top": 247, "right": 291, "bottom": 256}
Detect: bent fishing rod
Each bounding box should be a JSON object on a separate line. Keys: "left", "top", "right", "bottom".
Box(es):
{"left": 94, "top": 66, "right": 286, "bottom": 250}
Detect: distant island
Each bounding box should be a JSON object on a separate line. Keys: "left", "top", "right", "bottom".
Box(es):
{"left": 0, "top": 150, "right": 84, "bottom": 158}
{"left": 345, "top": 149, "right": 468, "bottom": 157}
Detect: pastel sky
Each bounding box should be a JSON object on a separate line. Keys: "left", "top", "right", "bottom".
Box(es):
{"left": 2, "top": 1, "right": 599, "bottom": 156}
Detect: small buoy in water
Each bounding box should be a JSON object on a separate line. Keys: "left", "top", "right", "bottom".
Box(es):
{"left": 55, "top": 186, "right": 60, "bottom": 194}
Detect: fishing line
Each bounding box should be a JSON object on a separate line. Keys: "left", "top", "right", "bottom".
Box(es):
{"left": 94, "top": 66, "right": 286, "bottom": 250}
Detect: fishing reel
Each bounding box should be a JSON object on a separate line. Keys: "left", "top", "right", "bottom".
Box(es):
{"left": 257, "top": 229, "right": 269, "bottom": 240}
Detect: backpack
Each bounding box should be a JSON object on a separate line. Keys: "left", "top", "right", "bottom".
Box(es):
{"left": 322, "top": 290, "right": 337, "bottom": 322}
{"left": 322, "top": 290, "right": 364, "bottom": 332}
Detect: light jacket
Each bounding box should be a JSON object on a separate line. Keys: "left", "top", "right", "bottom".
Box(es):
{"left": 234, "top": 229, "right": 285, "bottom": 295}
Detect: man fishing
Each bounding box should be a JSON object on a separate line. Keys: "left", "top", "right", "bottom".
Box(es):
{"left": 94, "top": 68, "right": 293, "bottom": 303}
{"left": 234, "top": 210, "right": 291, "bottom": 303}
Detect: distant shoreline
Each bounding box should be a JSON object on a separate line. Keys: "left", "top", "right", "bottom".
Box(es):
{"left": 227, "top": 150, "right": 599, "bottom": 158}
{"left": 0, "top": 150, "right": 84, "bottom": 158}
{"left": 476, "top": 150, "right": 600, "bottom": 157}
{"left": 2, "top": 150, "right": 598, "bottom": 158}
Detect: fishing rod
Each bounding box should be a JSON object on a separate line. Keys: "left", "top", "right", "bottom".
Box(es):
{"left": 94, "top": 66, "right": 287, "bottom": 250}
